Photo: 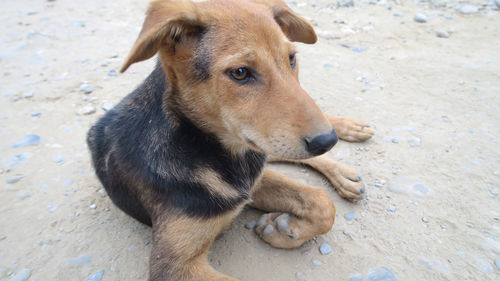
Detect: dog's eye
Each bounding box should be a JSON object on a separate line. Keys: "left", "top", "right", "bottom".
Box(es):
{"left": 289, "top": 54, "right": 296, "bottom": 69}
{"left": 229, "top": 67, "right": 250, "bottom": 82}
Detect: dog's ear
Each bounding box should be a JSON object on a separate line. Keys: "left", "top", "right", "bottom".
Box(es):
{"left": 121, "top": 0, "right": 205, "bottom": 73}
{"left": 256, "top": 0, "right": 317, "bottom": 44}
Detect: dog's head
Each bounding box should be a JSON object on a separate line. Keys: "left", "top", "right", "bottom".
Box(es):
{"left": 121, "top": 0, "right": 337, "bottom": 159}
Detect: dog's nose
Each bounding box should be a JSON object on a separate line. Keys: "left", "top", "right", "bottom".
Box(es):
{"left": 304, "top": 130, "right": 338, "bottom": 156}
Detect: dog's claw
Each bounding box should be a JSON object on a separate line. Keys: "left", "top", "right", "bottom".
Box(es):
{"left": 262, "top": 224, "right": 274, "bottom": 236}
{"left": 275, "top": 213, "right": 290, "bottom": 232}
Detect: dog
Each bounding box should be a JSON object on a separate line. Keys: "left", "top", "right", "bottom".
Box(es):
{"left": 87, "top": 0, "right": 374, "bottom": 280}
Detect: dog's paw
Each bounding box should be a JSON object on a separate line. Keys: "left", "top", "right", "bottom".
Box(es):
{"left": 254, "top": 212, "right": 306, "bottom": 249}
{"left": 319, "top": 161, "right": 366, "bottom": 200}
{"left": 332, "top": 118, "right": 374, "bottom": 142}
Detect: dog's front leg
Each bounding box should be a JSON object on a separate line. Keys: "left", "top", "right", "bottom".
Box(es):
{"left": 149, "top": 211, "right": 242, "bottom": 281}
{"left": 249, "top": 170, "right": 336, "bottom": 249}
{"left": 326, "top": 115, "right": 374, "bottom": 142}
{"left": 268, "top": 155, "right": 366, "bottom": 200}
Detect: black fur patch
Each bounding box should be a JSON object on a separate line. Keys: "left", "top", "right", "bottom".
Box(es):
{"left": 191, "top": 30, "right": 212, "bottom": 82}
{"left": 87, "top": 62, "right": 266, "bottom": 225}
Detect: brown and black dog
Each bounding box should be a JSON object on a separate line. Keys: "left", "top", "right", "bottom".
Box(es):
{"left": 87, "top": 0, "right": 373, "bottom": 280}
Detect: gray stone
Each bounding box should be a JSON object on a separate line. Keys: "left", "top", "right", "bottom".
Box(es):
{"left": 31, "top": 111, "right": 41, "bottom": 117}
{"left": 496, "top": 0, "right": 500, "bottom": 8}
{"left": 459, "top": 5, "right": 479, "bottom": 14}
{"left": 338, "top": 0, "right": 354, "bottom": 7}
{"left": 78, "top": 106, "right": 96, "bottom": 115}
{"left": 18, "top": 193, "right": 31, "bottom": 200}
{"left": 408, "top": 138, "right": 421, "bottom": 147}
{"left": 494, "top": 258, "right": 500, "bottom": 270}
{"left": 108, "top": 70, "right": 118, "bottom": 77}
{"left": 312, "top": 259, "right": 322, "bottom": 266}
{"left": 349, "top": 274, "right": 364, "bottom": 281}
{"left": 387, "top": 205, "right": 398, "bottom": 212}
{"left": 436, "top": 30, "right": 449, "bottom": 38}
{"left": 414, "top": 13, "right": 428, "bottom": 23}
{"left": 26, "top": 10, "right": 38, "bottom": 15}
{"left": 80, "top": 83, "right": 94, "bottom": 94}
{"left": 8, "top": 268, "right": 31, "bottom": 281}
{"left": 12, "top": 134, "right": 41, "bottom": 148}
{"left": 393, "top": 12, "right": 403, "bottom": 17}
{"left": 352, "top": 46, "right": 367, "bottom": 52}
{"left": 391, "top": 137, "right": 399, "bottom": 143}
{"left": 367, "top": 266, "right": 398, "bottom": 281}
{"left": 245, "top": 220, "right": 256, "bottom": 229}
{"left": 344, "top": 211, "right": 356, "bottom": 221}
{"left": 23, "top": 92, "right": 34, "bottom": 99}
{"left": 101, "top": 102, "right": 114, "bottom": 111}
{"left": 84, "top": 269, "right": 104, "bottom": 281}
{"left": 7, "top": 175, "right": 24, "bottom": 184}
{"left": 319, "top": 243, "right": 332, "bottom": 255}
{"left": 67, "top": 254, "right": 92, "bottom": 265}
{"left": 52, "top": 155, "right": 64, "bottom": 163}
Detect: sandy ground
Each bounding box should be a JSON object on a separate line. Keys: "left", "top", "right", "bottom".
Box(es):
{"left": 1, "top": 0, "right": 500, "bottom": 280}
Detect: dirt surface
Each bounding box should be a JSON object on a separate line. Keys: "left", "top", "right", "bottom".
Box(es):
{"left": 1, "top": 0, "right": 500, "bottom": 280}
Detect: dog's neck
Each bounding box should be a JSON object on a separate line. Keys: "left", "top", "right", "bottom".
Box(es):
{"left": 146, "top": 62, "right": 267, "bottom": 192}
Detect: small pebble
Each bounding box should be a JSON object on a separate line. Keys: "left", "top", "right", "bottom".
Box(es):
{"left": 387, "top": 205, "right": 398, "bottom": 212}
{"left": 319, "top": 243, "right": 332, "bottom": 255}
{"left": 18, "top": 193, "right": 31, "bottom": 200}
{"left": 26, "top": 10, "right": 38, "bottom": 15}
{"left": 414, "top": 13, "right": 428, "bottom": 23}
{"left": 78, "top": 106, "right": 96, "bottom": 115}
{"left": 349, "top": 274, "right": 364, "bottom": 281}
{"left": 408, "top": 138, "right": 421, "bottom": 147}
{"left": 90, "top": 204, "right": 97, "bottom": 209}
{"left": 7, "top": 175, "right": 24, "bottom": 184}
{"left": 374, "top": 183, "right": 383, "bottom": 188}
{"left": 101, "top": 102, "right": 114, "bottom": 111}
{"left": 80, "top": 83, "right": 94, "bottom": 94}
{"left": 84, "top": 269, "right": 104, "bottom": 281}
{"left": 12, "top": 134, "right": 41, "bottom": 148}
{"left": 422, "top": 217, "right": 429, "bottom": 223}
{"left": 490, "top": 188, "right": 499, "bottom": 196}
{"left": 436, "top": 30, "right": 449, "bottom": 38}
{"left": 459, "top": 5, "right": 479, "bottom": 14}
{"left": 245, "top": 220, "right": 256, "bottom": 229}
{"left": 31, "top": 112, "right": 41, "bottom": 117}
{"left": 344, "top": 211, "right": 356, "bottom": 221}
{"left": 108, "top": 70, "right": 118, "bottom": 77}
{"left": 67, "top": 254, "right": 92, "bottom": 265}
{"left": 52, "top": 155, "right": 63, "bottom": 163}
{"left": 338, "top": 0, "right": 354, "bottom": 7}
{"left": 23, "top": 92, "right": 34, "bottom": 99}
{"left": 312, "top": 259, "right": 323, "bottom": 267}
{"left": 393, "top": 12, "right": 403, "bottom": 17}
{"left": 8, "top": 268, "right": 31, "bottom": 281}
{"left": 391, "top": 137, "right": 399, "bottom": 143}
{"left": 323, "top": 62, "right": 334, "bottom": 67}
{"left": 367, "top": 266, "right": 398, "bottom": 281}
{"left": 98, "top": 188, "right": 107, "bottom": 197}
{"left": 352, "top": 46, "right": 367, "bottom": 52}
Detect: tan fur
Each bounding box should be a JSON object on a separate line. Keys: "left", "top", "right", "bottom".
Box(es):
{"left": 122, "top": 0, "right": 332, "bottom": 159}
{"left": 151, "top": 208, "right": 243, "bottom": 280}
{"left": 250, "top": 170, "right": 336, "bottom": 248}
{"left": 195, "top": 168, "right": 241, "bottom": 199}
{"left": 114, "top": 0, "right": 374, "bottom": 280}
